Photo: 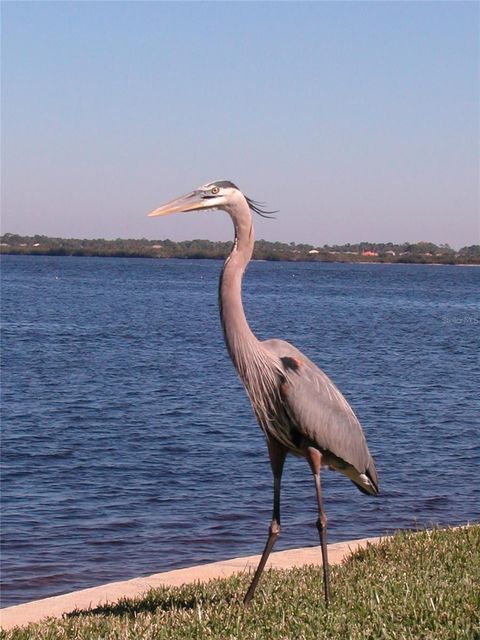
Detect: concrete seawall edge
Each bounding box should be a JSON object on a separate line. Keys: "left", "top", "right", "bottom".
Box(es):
{"left": 0, "top": 536, "right": 383, "bottom": 631}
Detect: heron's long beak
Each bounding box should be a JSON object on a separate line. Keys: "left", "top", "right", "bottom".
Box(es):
{"left": 148, "top": 190, "right": 207, "bottom": 217}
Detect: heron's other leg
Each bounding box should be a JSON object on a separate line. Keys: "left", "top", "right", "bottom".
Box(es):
{"left": 306, "top": 446, "right": 330, "bottom": 605}
{"left": 243, "top": 437, "right": 287, "bottom": 606}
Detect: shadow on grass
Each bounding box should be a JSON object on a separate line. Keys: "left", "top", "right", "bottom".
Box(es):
{"left": 64, "top": 589, "right": 239, "bottom": 621}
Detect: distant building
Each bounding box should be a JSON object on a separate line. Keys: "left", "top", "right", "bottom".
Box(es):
{"left": 308, "top": 249, "right": 319, "bottom": 254}
{"left": 361, "top": 250, "right": 378, "bottom": 257}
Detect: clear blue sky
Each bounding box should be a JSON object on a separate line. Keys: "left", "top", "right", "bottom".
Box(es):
{"left": 2, "top": 1, "right": 478, "bottom": 248}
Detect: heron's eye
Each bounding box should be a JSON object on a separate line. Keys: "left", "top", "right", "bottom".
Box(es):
{"left": 211, "top": 186, "right": 219, "bottom": 195}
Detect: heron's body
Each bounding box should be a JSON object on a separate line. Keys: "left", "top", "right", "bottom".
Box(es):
{"left": 149, "top": 180, "right": 379, "bottom": 605}
{"left": 246, "top": 338, "right": 378, "bottom": 493}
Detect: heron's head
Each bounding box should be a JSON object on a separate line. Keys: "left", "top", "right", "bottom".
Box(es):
{"left": 148, "top": 180, "right": 275, "bottom": 219}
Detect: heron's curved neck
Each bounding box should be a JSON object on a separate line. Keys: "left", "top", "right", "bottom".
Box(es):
{"left": 219, "top": 206, "right": 258, "bottom": 369}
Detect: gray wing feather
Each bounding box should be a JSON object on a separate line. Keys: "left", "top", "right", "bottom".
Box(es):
{"left": 264, "top": 339, "right": 378, "bottom": 492}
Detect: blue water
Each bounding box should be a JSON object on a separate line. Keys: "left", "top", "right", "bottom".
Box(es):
{"left": 1, "top": 255, "right": 479, "bottom": 607}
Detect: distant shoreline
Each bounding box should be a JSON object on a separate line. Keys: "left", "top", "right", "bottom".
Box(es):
{"left": 3, "top": 251, "right": 478, "bottom": 266}
{"left": 1, "top": 234, "right": 479, "bottom": 265}
{"left": 5, "top": 253, "right": 478, "bottom": 266}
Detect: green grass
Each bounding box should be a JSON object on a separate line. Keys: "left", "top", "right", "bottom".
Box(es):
{"left": 4, "top": 526, "right": 479, "bottom": 640}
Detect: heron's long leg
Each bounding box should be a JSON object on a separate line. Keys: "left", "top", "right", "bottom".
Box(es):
{"left": 243, "top": 437, "right": 287, "bottom": 606}
{"left": 306, "top": 446, "right": 330, "bottom": 605}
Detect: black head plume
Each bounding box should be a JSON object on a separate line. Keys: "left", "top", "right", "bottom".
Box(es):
{"left": 245, "top": 196, "right": 277, "bottom": 219}
{"left": 209, "top": 180, "right": 277, "bottom": 218}
{"left": 211, "top": 180, "right": 239, "bottom": 190}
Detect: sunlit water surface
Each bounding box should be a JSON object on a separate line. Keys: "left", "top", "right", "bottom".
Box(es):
{"left": 1, "top": 256, "right": 479, "bottom": 606}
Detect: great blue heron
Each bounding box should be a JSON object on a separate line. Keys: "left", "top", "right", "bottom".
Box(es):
{"left": 149, "top": 180, "right": 379, "bottom": 606}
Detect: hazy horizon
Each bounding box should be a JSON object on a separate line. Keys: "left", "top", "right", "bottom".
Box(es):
{"left": 1, "top": 228, "right": 475, "bottom": 252}
{"left": 2, "top": 2, "right": 479, "bottom": 249}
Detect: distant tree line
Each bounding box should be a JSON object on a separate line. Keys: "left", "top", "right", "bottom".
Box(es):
{"left": 1, "top": 233, "right": 479, "bottom": 264}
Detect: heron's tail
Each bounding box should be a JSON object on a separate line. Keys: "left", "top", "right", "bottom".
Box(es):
{"left": 352, "top": 460, "right": 379, "bottom": 495}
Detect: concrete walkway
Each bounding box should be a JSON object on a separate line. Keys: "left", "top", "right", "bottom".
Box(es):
{"left": 1, "top": 536, "right": 382, "bottom": 631}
